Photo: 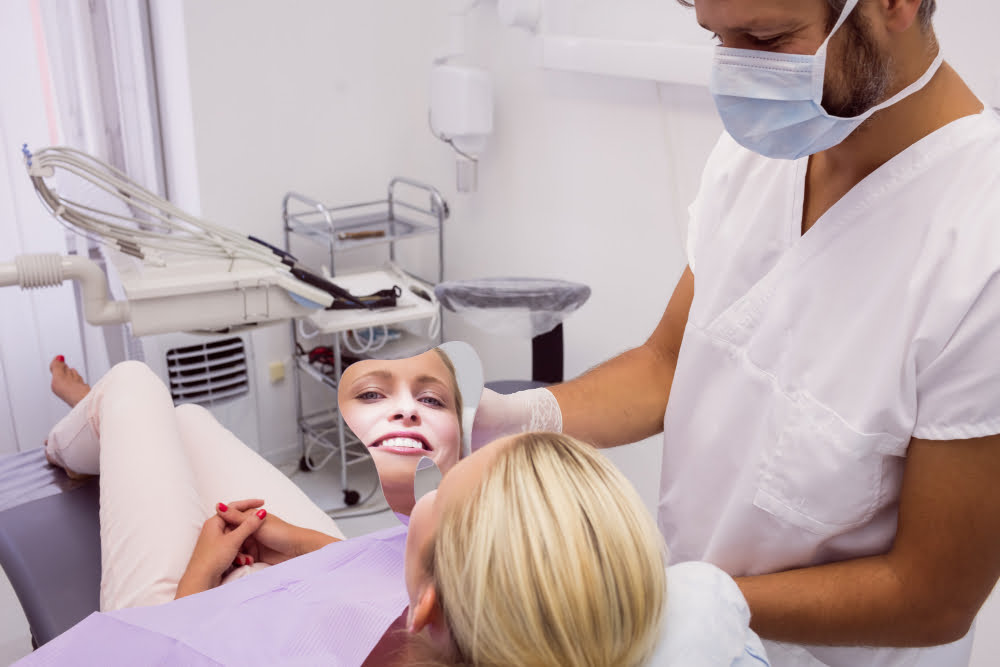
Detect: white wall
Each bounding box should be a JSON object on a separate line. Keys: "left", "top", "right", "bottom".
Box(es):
{"left": 935, "top": 4, "right": 1000, "bottom": 106}
{"left": 165, "top": 2, "right": 431, "bottom": 461}
{"left": 165, "top": 1, "right": 721, "bottom": 494}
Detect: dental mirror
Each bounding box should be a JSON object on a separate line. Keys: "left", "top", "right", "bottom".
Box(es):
{"left": 338, "top": 341, "right": 483, "bottom": 520}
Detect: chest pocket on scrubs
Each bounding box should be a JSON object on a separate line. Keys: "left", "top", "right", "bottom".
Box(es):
{"left": 753, "top": 391, "right": 906, "bottom": 535}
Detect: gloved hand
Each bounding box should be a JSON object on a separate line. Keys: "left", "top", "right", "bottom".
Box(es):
{"left": 471, "top": 387, "right": 563, "bottom": 451}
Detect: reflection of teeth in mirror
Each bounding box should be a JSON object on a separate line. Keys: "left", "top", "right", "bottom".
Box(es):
{"left": 337, "top": 342, "right": 484, "bottom": 524}
{"left": 373, "top": 437, "right": 429, "bottom": 452}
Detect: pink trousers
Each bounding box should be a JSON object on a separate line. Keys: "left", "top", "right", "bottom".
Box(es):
{"left": 45, "top": 361, "right": 343, "bottom": 611}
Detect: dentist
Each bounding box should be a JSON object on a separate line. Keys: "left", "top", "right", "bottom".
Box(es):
{"left": 474, "top": 1, "right": 1000, "bottom": 665}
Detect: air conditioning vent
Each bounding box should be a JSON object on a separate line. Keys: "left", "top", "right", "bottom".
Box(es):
{"left": 165, "top": 337, "right": 250, "bottom": 406}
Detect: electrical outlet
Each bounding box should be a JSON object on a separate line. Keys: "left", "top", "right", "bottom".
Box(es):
{"left": 268, "top": 360, "right": 286, "bottom": 383}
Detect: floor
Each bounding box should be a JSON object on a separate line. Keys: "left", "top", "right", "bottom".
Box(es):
{"left": 0, "top": 456, "right": 401, "bottom": 665}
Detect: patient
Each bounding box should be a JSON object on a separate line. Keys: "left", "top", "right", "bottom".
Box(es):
{"left": 339, "top": 348, "right": 464, "bottom": 516}
{"left": 37, "top": 357, "right": 765, "bottom": 665}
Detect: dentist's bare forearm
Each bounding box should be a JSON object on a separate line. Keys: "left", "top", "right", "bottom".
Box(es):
{"left": 737, "top": 552, "right": 977, "bottom": 647}
{"left": 549, "top": 345, "right": 676, "bottom": 447}
{"left": 550, "top": 267, "right": 694, "bottom": 449}
{"left": 739, "top": 434, "right": 1000, "bottom": 647}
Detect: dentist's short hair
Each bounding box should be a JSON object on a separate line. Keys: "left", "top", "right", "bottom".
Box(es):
{"left": 828, "top": 0, "right": 936, "bottom": 31}
{"left": 675, "top": 0, "right": 936, "bottom": 33}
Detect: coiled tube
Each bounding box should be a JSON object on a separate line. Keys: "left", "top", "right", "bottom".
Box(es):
{"left": 14, "top": 253, "right": 64, "bottom": 288}
{"left": 0, "top": 254, "right": 129, "bottom": 326}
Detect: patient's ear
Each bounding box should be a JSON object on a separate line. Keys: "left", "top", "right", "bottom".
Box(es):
{"left": 409, "top": 583, "right": 444, "bottom": 634}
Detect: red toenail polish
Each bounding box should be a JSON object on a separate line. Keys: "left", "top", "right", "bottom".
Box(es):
{"left": 56, "top": 355, "right": 65, "bottom": 362}
{"left": 217, "top": 502, "right": 228, "bottom": 512}
{"left": 256, "top": 509, "right": 267, "bottom": 519}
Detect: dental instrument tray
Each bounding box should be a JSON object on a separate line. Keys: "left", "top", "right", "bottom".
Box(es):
{"left": 305, "top": 265, "right": 439, "bottom": 336}
{"left": 283, "top": 177, "right": 449, "bottom": 260}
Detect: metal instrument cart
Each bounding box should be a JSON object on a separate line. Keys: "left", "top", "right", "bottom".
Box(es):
{"left": 283, "top": 178, "right": 448, "bottom": 512}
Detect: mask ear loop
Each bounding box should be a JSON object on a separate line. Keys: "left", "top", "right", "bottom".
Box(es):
{"left": 813, "top": 0, "right": 945, "bottom": 122}
{"left": 811, "top": 0, "right": 863, "bottom": 101}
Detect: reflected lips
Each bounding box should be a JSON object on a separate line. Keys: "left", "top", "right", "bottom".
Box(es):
{"left": 369, "top": 431, "right": 432, "bottom": 455}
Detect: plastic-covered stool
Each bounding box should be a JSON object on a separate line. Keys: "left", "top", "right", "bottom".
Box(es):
{"left": 434, "top": 278, "right": 590, "bottom": 394}
{"left": 0, "top": 447, "right": 101, "bottom": 648}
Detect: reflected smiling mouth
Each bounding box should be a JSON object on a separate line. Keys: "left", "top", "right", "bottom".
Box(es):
{"left": 370, "top": 432, "right": 432, "bottom": 452}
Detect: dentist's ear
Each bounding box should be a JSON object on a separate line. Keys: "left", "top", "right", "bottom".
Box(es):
{"left": 880, "top": 0, "right": 927, "bottom": 34}
{"left": 408, "top": 583, "right": 443, "bottom": 634}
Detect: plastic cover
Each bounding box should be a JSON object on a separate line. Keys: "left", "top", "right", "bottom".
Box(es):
{"left": 434, "top": 278, "right": 591, "bottom": 338}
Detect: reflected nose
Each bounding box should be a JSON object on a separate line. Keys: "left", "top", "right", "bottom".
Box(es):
{"left": 390, "top": 396, "right": 421, "bottom": 424}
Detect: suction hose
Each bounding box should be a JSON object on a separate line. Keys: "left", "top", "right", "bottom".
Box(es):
{"left": 0, "top": 254, "right": 130, "bottom": 326}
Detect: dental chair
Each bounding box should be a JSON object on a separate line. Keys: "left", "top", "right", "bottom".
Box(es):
{"left": 0, "top": 447, "right": 101, "bottom": 648}
{"left": 434, "top": 278, "right": 591, "bottom": 394}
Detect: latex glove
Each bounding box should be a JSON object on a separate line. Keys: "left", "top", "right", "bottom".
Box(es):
{"left": 218, "top": 499, "right": 340, "bottom": 566}
{"left": 470, "top": 387, "right": 563, "bottom": 451}
{"left": 176, "top": 507, "right": 265, "bottom": 598}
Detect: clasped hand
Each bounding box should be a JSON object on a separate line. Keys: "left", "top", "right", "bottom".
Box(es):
{"left": 217, "top": 499, "right": 308, "bottom": 568}
{"left": 176, "top": 498, "right": 311, "bottom": 598}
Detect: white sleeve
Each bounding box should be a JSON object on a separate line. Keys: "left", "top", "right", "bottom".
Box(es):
{"left": 685, "top": 193, "right": 702, "bottom": 273}
{"left": 685, "top": 133, "right": 742, "bottom": 274}
{"left": 913, "top": 272, "right": 1000, "bottom": 441}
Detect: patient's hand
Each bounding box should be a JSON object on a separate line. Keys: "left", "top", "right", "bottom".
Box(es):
{"left": 218, "top": 499, "right": 341, "bottom": 566}
{"left": 176, "top": 508, "right": 265, "bottom": 599}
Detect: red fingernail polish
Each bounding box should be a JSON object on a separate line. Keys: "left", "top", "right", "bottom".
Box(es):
{"left": 217, "top": 502, "right": 228, "bottom": 512}
{"left": 56, "top": 355, "right": 65, "bottom": 362}
{"left": 247, "top": 556, "right": 254, "bottom": 565}
{"left": 256, "top": 509, "right": 267, "bottom": 519}
{"left": 237, "top": 556, "right": 244, "bottom": 566}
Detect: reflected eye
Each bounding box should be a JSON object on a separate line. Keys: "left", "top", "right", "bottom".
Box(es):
{"left": 419, "top": 395, "right": 446, "bottom": 408}
{"left": 356, "top": 390, "right": 383, "bottom": 401}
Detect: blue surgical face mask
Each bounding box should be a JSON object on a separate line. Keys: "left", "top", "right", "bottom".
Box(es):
{"left": 709, "top": 0, "right": 944, "bottom": 160}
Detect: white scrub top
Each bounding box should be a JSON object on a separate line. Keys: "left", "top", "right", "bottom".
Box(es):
{"left": 659, "top": 109, "right": 1000, "bottom": 667}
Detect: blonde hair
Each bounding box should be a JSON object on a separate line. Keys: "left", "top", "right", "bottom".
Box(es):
{"left": 427, "top": 432, "right": 666, "bottom": 666}
{"left": 432, "top": 347, "right": 464, "bottom": 444}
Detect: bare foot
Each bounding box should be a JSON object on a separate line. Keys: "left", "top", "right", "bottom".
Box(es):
{"left": 49, "top": 356, "right": 91, "bottom": 408}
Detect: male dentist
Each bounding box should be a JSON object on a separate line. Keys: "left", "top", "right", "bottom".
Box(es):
{"left": 474, "top": 1, "right": 1000, "bottom": 665}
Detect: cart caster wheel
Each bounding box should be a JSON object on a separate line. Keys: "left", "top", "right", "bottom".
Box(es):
{"left": 343, "top": 489, "right": 361, "bottom": 506}
{"left": 299, "top": 455, "right": 315, "bottom": 472}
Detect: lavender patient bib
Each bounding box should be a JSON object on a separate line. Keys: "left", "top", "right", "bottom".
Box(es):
{"left": 17, "top": 525, "right": 410, "bottom": 667}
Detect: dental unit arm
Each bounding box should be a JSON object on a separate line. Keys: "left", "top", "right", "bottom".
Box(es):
{"left": 0, "top": 251, "right": 338, "bottom": 336}
{"left": 2, "top": 146, "right": 370, "bottom": 336}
